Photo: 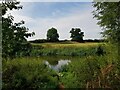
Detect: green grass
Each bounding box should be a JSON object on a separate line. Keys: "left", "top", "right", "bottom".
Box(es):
{"left": 31, "top": 42, "right": 106, "bottom": 56}
{"left": 2, "top": 57, "right": 59, "bottom": 89}
{"left": 32, "top": 42, "right": 103, "bottom": 48}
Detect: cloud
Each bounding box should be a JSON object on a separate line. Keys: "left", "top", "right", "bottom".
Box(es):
{"left": 6, "top": 3, "right": 102, "bottom": 40}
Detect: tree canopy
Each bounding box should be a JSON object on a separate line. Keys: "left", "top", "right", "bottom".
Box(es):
{"left": 2, "top": 1, "right": 35, "bottom": 57}
{"left": 70, "top": 28, "right": 84, "bottom": 42}
{"left": 47, "top": 27, "right": 59, "bottom": 42}
{"left": 93, "top": 2, "right": 120, "bottom": 43}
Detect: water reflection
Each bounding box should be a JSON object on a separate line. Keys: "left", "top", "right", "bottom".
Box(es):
{"left": 44, "top": 60, "right": 71, "bottom": 72}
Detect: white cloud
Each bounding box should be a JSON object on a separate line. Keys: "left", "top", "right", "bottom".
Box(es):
{"left": 6, "top": 5, "right": 102, "bottom": 40}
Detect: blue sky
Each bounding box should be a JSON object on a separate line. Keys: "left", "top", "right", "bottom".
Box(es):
{"left": 20, "top": 2, "right": 92, "bottom": 18}
{"left": 7, "top": 2, "right": 102, "bottom": 40}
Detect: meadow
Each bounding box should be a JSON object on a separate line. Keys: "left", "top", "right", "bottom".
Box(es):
{"left": 31, "top": 42, "right": 106, "bottom": 56}
{"left": 2, "top": 42, "right": 120, "bottom": 89}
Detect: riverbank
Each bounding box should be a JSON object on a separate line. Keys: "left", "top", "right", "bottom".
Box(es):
{"left": 31, "top": 42, "right": 106, "bottom": 56}
{"left": 3, "top": 54, "right": 120, "bottom": 89}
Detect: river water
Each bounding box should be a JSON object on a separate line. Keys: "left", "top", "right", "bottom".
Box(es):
{"left": 44, "top": 60, "right": 71, "bottom": 71}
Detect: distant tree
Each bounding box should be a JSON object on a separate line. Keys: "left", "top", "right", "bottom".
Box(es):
{"left": 2, "top": 1, "right": 35, "bottom": 57}
{"left": 47, "top": 27, "right": 59, "bottom": 42}
{"left": 70, "top": 28, "right": 84, "bottom": 42}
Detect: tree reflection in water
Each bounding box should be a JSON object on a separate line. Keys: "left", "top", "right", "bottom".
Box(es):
{"left": 44, "top": 60, "right": 71, "bottom": 71}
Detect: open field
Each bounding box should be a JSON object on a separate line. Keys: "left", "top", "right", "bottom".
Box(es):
{"left": 32, "top": 42, "right": 104, "bottom": 48}
{"left": 31, "top": 42, "right": 106, "bottom": 57}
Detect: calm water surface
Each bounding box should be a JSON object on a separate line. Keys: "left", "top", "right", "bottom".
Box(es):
{"left": 44, "top": 60, "right": 71, "bottom": 71}
{"left": 40, "top": 56, "right": 80, "bottom": 71}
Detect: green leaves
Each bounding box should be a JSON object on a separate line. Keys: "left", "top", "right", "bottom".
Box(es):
{"left": 2, "top": 1, "right": 35, "bottom": 57}
{"left": 93, "top": 2, "right": 120, "bottom": 43}
{"left": 47, "top": 27, "right": 59, "bottom": 42}
{"left": 70, "top": 28, "right": 84, "bottom": 42}
{"left": 1, "top": 1, "right": 22, "bottom": 15}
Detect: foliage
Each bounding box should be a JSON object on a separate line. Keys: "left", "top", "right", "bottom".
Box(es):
{"left": 47, "top": 27, "right": 59, "bottom": 42}
{"left": 3, "top": 49, "right": 120, "bottom": 89}
{"left": 30, "top": 39, "right": 105, "bottom": 44}
{"left": 92, "top": 2, "right": 120, "bottom": 43}
{"left": 92, "top": 4, "right": 120, "bottom": 88}
{"left": 1, "top": 1, "right": 22, "bottom": 16}
{"left": 66, "top": 55, "right": 120, "bottom": 88}
{"left": 2, "top": 1, "right": 35, "bottom": 57}
{"left": 70, "top": 28, "right": 84, "bottom": 42}
{"left": 2, "top": 57, "right": 59, "bottom": 89}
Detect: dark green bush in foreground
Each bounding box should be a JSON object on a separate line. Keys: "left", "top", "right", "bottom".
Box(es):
{"left": 2, "top": 58, "right": 59, "bottom": 89}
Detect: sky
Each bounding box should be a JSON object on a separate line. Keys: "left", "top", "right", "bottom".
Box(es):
{"left": 6, "top": 2, "right": 103, "bottom": 40}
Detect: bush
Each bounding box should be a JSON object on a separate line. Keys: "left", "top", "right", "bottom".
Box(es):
{"left": 2, "top": 58, "right": 59, "bottom": 89}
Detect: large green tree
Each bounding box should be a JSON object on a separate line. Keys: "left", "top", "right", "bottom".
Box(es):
{"left": 93, "top": 2, "right": 120, "bottom": 88}
{"left": 47, "top": 27, "right": 59, "bottom": 42}
{"left": 70, "top": 28, "right": 84, "bottom": 42}
{"left": 93, "top": 2, "right": 120, "bottom": 43}
{"left": 2, "top": 1, "right": 35, "bottom": 57}
{"left": 93, "top": 2, "right": 120, "bottom": 61}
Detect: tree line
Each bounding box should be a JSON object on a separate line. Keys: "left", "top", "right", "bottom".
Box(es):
{"left": 31, "top": 27, "right": 105, "bottom": 43}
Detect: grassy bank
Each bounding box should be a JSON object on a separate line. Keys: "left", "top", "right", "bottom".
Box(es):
{"left": 3, "top": 54, "right": 120, "bottom": 89}
{"left": 31, "top": 42, "right": 106, "bottom": 56}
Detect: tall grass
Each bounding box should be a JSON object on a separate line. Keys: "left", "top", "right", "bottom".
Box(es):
{"left": 59, "top": 54, "right": 120, "bottom": 88}
{"left": 2, "top": 57, "right": 59, "bottom": 89}
{"left": 31, "top": 42, "right": 106, "bottom": 56}
{"left": 3, "top": 55, "right": 120, "bottom": 89}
